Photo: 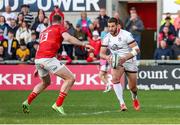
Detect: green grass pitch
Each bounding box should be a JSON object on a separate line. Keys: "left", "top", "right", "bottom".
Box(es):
{"left": 0, "top": 90, "right": 180, "bottom": 124}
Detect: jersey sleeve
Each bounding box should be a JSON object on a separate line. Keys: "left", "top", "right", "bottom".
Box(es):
{"left": 126, "top": 32, "right": 135, "bottom": 44}
{"left": 60, "top": 25, "right": 67, "bottom": 34}
{"left": 102, "top": 35, "right": 109, "bottom": 47}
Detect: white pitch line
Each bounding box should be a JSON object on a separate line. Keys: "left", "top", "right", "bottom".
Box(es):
{"left": 145, "top": 105, "right": 180, "bottom": 109}
{"left": 65, "top": 104, "right": 180, "bottom": 116}
{"left": 68, "top": 110, "right": 119, "bottom": 116}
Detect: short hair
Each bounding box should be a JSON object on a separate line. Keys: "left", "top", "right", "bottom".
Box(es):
{"left": 21, "top": 4, "right": 30, "bottom": 8}
{"left": 8, "top": 29, "right": 14, "bottom": 34}
{"left": 19, "top": 39, "right": 26, "bottom": 46}
{"left": 31, "top": 31, "right": 36, "bottom": 36}
{"left": 165, "top": 16, "right": 171, "bottom": 20}
{"left": 52, "top": 15, "right": 62, "bottom": 23}
{"left": 130, "top": 7, "right": 136, "bottom": 10}
{"left": 108, "top": 17, "right": 118, "bottom": 25}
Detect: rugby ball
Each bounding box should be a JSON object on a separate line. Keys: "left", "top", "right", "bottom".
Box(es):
{"left": 111, "top": 53, "right": 120, "bottom": 69}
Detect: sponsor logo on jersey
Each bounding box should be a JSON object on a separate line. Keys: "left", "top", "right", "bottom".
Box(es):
{"left": 111, "top": 44, "right": 122, "bottom": 51}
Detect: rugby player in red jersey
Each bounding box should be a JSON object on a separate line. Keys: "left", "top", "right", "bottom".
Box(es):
{"left": 22, "top": 15, "right": 94, "bottom": 115}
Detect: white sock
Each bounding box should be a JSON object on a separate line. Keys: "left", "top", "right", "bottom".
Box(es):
{"left": 106, "top": 81, "right": 111, "bottom": 87}
{"left": 113, "top": 83, "right": 125, "bottom": 105}
{"left": 131, "top": 91, "right": 137, "bottom": 100}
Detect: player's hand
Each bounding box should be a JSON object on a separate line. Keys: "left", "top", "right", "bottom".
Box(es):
{"left": 85, "top": 44, "right": 94, "bottom": 52}
{"left": 33, "top": 69, "right": 38, "bottom": 78}
{"left": 119, "top": 57, "right": 126, "bottom": 65}
{"left": 106, "top": 55, "right": 112, "bottom": 64}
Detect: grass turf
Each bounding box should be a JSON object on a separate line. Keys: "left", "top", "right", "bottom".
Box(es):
{"left": 0, "top": 90, "right": 180, "bottom": 124}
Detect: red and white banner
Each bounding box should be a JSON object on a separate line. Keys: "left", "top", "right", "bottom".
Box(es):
{"left": 0, "top": 65, "right": 124, "bottom": 90}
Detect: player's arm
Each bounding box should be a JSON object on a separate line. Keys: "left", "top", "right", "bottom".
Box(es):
{"left": 100, "top": 45, "right": 111, "bottom": 61}
{"left": 120, "top": 41, "right": 140, "bottom": 64}
{"left": 62, "top": 32, "right": 94, "bottom": 50}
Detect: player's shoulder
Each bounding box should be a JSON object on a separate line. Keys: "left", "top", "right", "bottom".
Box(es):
{"left": 119, "top": 29, "right": 132, "bottom": 36}
{"left": 103, "top": 33, "right": 111, "bottom": 40}
{"left": 47, "top": 24, "right": 66, "bottom": 32}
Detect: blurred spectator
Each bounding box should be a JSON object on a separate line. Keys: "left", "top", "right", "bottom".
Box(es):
{"left": 74, "top": 24, "right": 87, "bottom": 40}
{"left": 159, "top": 17, "right": 176, "bottom": 36}
{"left": 174, "top": 10, "right": 180, "bottom": 30}
{"left": 57, "top": 51, "right": 72, "bottom": 64}
{"left": 32, "top": 13, "right": 47, "bottom": 38}
{"left": 176, "top": 21, "right": 180, "bottom": 37}
{"left": 60, "top": 21, "right": 75, "bottom": 59}
{"left": 49, "top": 5, "right": 64, "bottom": 25}
{"left": 27, "top": 32, "right": 38, "bottom": 50}
{"left": 90, "top": 18, "right": 100, "bottom": 33}
{"left": 16, "top": 13, "right": 24, "bottom": 27}
{"left": 43, "top": 17, "right": 49, "bottom": 27}
{"left": 124, "top": 7, "right": 137, "bottom": 26}
{"left": 64, "top": 21, "right": 75, "bottom": 35}
{"left": 2, "top": 30, "right": 19, "bottom": 60}
{"left": 16, "top": 21, "right": 32, "bottom": 44}
{"left": 16, "top": 39, "right": 30, "bottom": 62}
{"left": 7, "top": 19, "right": 18, "bottom": 35}
{"left": 34, "top": 9, "right": 46, "bottom": 23}
{"left": 161, "top": 12, "right": 174, "bottom": 25}
{"left": 87, "top": 31, "right": 101, "bottom": 62}
{"left": 96, "top": 8, "right": 110, "bottom": 32}
{"left": 154, "top": 40, "right": 172, "bottom": 60}
{"left": 36, "top": 17, "right": 49, "bottom": 35}
{"left": 171, "top": 37, "right": 180, "bottom": 60}
{"left": 19, "top": 4, "right": 34, "bottom": 27}
{"left": 29, "top": 41, "right": 39, "bottom": 62}
{"left": 0, "top": 45, "right": 4, "bottom": 61}
{"left": 31, "top": 12, "right": 45, "bottom": 32}
{"left": 125, "top": 12, "right": 144, "bottom": 59}
{"left": 159, "top": 26, "right": 175, "bottom": 48}
{"left": 74, "top": 24, "right": 88, "bottom": 60}
{"left": 0, "top": 29, "right": 5, "bottom": 42}
{"left": 114, "top": 12, "right": 124, "bottom": 29}
{"left": 0, "top": 15, "right": 9, "bottom": 36}
{"left": 76, "top": 11, "right": 92, "bottom": 38}
{"left": 100, "top": 27, "right": 108, "bottom": 40}
{"left": 2, "top": 5, "right": 17, "bottom": 25}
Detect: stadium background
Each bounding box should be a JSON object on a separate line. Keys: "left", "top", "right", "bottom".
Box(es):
{"left": 0, "top": 0, "right": 180, "bottom": 124}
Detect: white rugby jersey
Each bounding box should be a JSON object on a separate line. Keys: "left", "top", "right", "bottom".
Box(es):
{"left": 103, "top": 29, "right": 134, "bottom": 54}
{"left": 102, "top": 29, "right": 137, "bottom": 61}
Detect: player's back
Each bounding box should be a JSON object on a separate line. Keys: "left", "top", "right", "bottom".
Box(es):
{"left": 36, "top": 24, "right": 66, "bottom": 59}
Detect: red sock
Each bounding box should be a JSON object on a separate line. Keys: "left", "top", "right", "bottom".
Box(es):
{"left": 27, "top": 92, "right": 38, "bottom": 105}
{"left": 56, "top": 92, "right": 67, "bottom": 107}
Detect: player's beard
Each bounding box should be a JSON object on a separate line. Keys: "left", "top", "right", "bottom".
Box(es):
{"left": 110, "top": 28, "right": 118, "bottom": 36}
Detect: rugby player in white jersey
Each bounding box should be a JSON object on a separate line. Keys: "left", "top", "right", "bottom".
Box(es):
{"left": 100, "top": 17, "right": 140, "bottom": 111}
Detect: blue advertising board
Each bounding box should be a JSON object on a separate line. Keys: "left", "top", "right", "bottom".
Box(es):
{"left": 0, "top": 0, "right": 106, "bottom": 12}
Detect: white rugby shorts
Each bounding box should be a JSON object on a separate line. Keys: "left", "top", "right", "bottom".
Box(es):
{"left": 35, "top": 57, "right": 65, "bottom": 77}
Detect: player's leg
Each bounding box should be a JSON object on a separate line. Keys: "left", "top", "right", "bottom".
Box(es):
{"left": 55, "top": 66, "right": 75, "bottom": 94}
{"left": 99, "top": 60, "right": 112, "bottom": 92}
{"left": 99, "top": 64, "right": 112, "bottom": 92}
{"left": 22, "top": 73, "right": 51, "bottom": 113}
{"left": 48, "top": 58, "right": 75, "bottom": 115}
{"left": 111, "top": 66, "right": 127, "bottom": 111}
{"left": 52, "top": 66, "right": 75, "bottom": 115}
{"left": 99, "top": 70, "right": 111, "bottom": 92}
{"left": 123, "top": 61, "right": 140, "bottom": 111}
{"left": 126, "top": 72, "right": 140, "bottom": 111}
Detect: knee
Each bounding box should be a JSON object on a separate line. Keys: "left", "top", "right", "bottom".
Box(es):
{"left": 129, "top": 85, "right": 137, "bottom": 92}
{"left": 71, "top": 76, "right": 76, "bottom": 83}
{"left": 42, "top": 78, "right": 51, "bottom": 87}
{"left": 98, "top": 73, "right": 104, "bottom": 79}
{"left": 111, "top": 77, "right": 119, "bottom": 84}
{"left": 68, "top": 76, "right": 76, "bottom": 85}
